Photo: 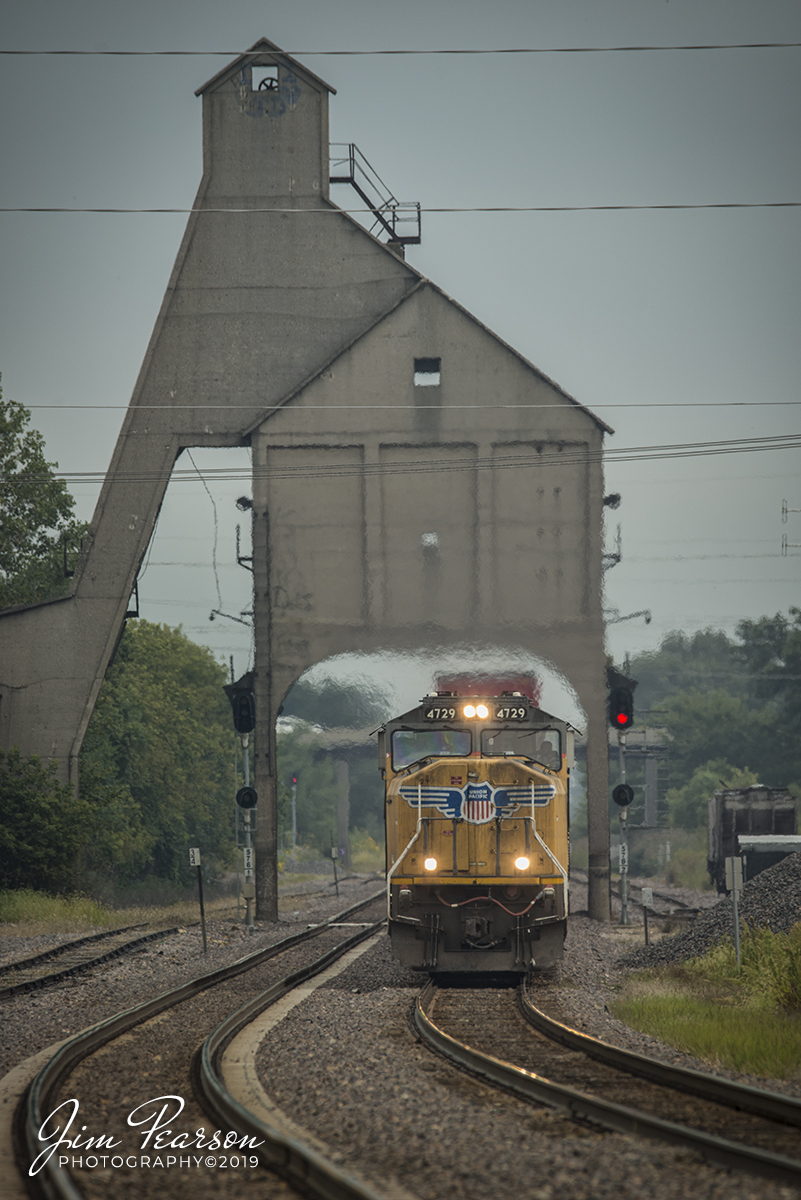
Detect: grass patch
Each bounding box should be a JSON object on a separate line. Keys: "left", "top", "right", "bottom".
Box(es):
{"left": 612, "top": 984, "right": 801, "bottom": 1079}
{"left": 0, "top": 888, "right": 238, "bottom": 937}
{"left": 665, "top": 844, "right": 712, "bottom": 891}
{"left": 349, "top": 829, "right": 385, "bottom": 873}
{"left": 0, "top": 889, "right": 113, "bottom": 932}
{"left": 611, "top": 923, "right": 801, "bottom": 1080}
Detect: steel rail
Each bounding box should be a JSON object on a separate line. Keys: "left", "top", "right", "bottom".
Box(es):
{"left": 196, "top": 921, "right": 388, "bottom": 1200}
{"left": 17, "top": 889, "right": 384, "bottom": 1200}
{"left": 518, "top": 983, "right": 801, "bottom": 1127}
{"left": 413, "top": 981, "right": 801, "bottom": 1186}
{"left": 569, "top": 868, "right": 700, "bottom": 917}
{"left": 0, "top": 923, "right": 149, "bottom": 974}
{"left": 0, "top": 926, "right": 181, "bottom": 999}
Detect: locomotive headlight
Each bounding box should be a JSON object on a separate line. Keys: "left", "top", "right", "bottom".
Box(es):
{"left": 424, "top": 857, "right": 438, "bottom": 871}
{"left": 463, "top": 704, "right": 476, "bottom": 718}
{"left": 515, "top": 856, "right": 531, "bottom": 871}
{"left": 476, "top": 704, "right": 489, "bottom": 719}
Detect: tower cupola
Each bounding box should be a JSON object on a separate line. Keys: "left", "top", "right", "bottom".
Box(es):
{"left": 195, "top": 38, "right": 335, "bottom": 201}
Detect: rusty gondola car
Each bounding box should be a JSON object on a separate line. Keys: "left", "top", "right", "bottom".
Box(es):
{"left": 707, "top": 785, "right": 797, "bottom": 892}
{"left": 379, "top": 692, "right": 573, "bottom": 973}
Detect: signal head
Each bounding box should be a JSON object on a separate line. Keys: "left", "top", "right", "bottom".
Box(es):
{"left": 608, "top": 686, "right": 634, "bottom": 730}
{"left": 236, "top": 786, "right": 258, "bottom": 809}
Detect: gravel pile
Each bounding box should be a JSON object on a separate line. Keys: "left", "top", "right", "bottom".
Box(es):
{"left": 619, "top": 852, "right": 801, "bottom": 970}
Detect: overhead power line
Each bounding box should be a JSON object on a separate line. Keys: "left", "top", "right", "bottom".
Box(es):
{"left": 1, "top": 44, "right": 800, "bottom": 55}
{"left": 6, "top": 433, "right": 800, "bottom": 487}
{"left": 141, "top": 552, "right": 788, "bottom": 566}
{"left": 186, "top": 449, "right": 223, "bottom": 612}
{"left": 21, "top": 401, "right": 801, "bottom": 411}
{"left": 2, "top": 202, "right": 798, "bottom": 213}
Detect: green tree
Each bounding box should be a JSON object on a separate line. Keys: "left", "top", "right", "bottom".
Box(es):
{"left": 661, "top": 688, "right": 774, "bottom": 790}
{"left": 626, "top": 614, "right": 801, "bottom": 796}
{"left": 736, "top": 608, "right": 801, "bottom": 788}
{"left": 80, "top": 621, "right": 236, "bottom": 884}
{"left": 0, "top": 381, "right": 86, "bottom": 608}
{"left": 0, "top": 749, "right": 90, "bottom": 893}
{"left": 666, "top": 758, "right": 760, "bottom": 831}
{"left": 628, "top": 628, "right": 749, "bottom": 714}
{"left": 347, "top": 753, "right": 385, "bottom": 841}
{"left": 275, "top": 722, "right": 338, "bottom": 855}
{"left": 278, "top": 676, "right": 392, "bottom": 847}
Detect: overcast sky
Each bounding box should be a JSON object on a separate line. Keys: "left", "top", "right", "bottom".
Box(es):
{"left": 1, "top": 0, "right": 799, "bottom": 716}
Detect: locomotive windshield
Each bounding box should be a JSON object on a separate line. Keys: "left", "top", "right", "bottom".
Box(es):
{"left": 482, "top": 727, "right": 561, "bottom": 769}
{"left": 392, "top": 728, "right": 471, "bottom": 770}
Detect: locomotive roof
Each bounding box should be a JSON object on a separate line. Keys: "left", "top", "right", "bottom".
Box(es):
{"left": 384, "top": 696, "right": 569, "bottom": 729}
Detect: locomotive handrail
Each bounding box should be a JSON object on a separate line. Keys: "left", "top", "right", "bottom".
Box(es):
{"left": 529, "top": 784, "right": 569, "bottom": 906}
{"left": 386, "top": 782, "right": 423, "bottom": 919}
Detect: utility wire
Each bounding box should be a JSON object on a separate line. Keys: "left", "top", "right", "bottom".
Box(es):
{"left": 186, "top": 449, "right": 222, "bottom": 610}
{"left": 20, "top": 401, "right": 801, "bottom": 411}
{"left": 8, "top": 433, "right": 800, "bottom": 487}
{"left": 142, "top": 552, "right": 788, "bottom": 566}
{"left": 2, "top": 202, "right": 798, "bottom": 212}
{"left": 1, "top": 44, "right": 800, "bottom": 55}
{"left": 136, "top": 507, "right": 161, "bottom": 583}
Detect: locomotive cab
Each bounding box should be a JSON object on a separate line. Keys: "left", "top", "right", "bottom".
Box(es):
{"left": 380, "top": 692, "right": 572, "bottom": 974}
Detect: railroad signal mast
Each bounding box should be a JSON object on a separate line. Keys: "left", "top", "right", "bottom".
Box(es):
{"left": 607, "top": 667, "right": 637, "bottom": 925}
{"left": 224, "top": 673, "right": 257, "bottom": 932}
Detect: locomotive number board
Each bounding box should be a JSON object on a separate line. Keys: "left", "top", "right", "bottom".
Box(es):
{"left": 493, "top": 704, "right": 529, "bottom": 720}
{"left": 422, "top": 702, "right": 530, "bottom": 722}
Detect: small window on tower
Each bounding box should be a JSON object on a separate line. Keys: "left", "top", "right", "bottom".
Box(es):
{"left": 252, "top": 65, "right": 279, "bottom": 91}
{"left": 414, "top": 358, "right": 441, "bottom": 387}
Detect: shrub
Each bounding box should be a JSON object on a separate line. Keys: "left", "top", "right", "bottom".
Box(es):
{"left": 0, "top": 748, "right": 89, "bottom": 894}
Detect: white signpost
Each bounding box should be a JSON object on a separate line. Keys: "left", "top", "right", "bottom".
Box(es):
{"left": 725, "top": 855, "right": 744, "bottom": 966}
{"left": 189, "top": 847, "right": 207, "bottom": 954}
{"left": 641, "top": 886, "right": 653, "bottom": 945}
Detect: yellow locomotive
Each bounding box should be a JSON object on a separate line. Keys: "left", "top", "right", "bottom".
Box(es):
{"left": 379, "top": 691, "right": 572, "bottom": 973}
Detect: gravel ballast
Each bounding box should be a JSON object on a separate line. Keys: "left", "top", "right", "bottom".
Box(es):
{"left": 619, "top": 852, "right": 801, "bottom": 971}
{"left": 254, "top": 910, "right": 800, "bottom": 1200}
{"left": 3, "top": 867, "right": 801, "bottom": 1199}
{"left": 0, "top": 876, "right": 381, "bottom": 1079}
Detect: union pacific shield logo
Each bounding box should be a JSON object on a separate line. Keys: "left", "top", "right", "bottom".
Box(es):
{"left": 461, "top": 783, "right": 495, "bottom": 824}
{"left": 399, "top": 781, "right": 555, "bottom": 819}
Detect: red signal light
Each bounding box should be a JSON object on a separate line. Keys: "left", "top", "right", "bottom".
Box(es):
{"left": 608, "top": 687, "right": 634, "bottom": 730}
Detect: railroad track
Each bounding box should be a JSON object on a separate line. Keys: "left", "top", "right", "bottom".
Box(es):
{"left": 414, "top": 980, "right": 801, "bottom": 1186}
{"left": 2, "top": 877, "right": 384, "bottom": 999}
{"left": 15, "top": 890, "right": 389, "bottom": 1200}
{"left": 0, "top": 924, "right": 185, "bottom": 999}
{"left": 196, "top": 924, "right": 392, "bottom": 1200}
{"left": 570, "top": 868, "right": 702, "bottom": 921}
